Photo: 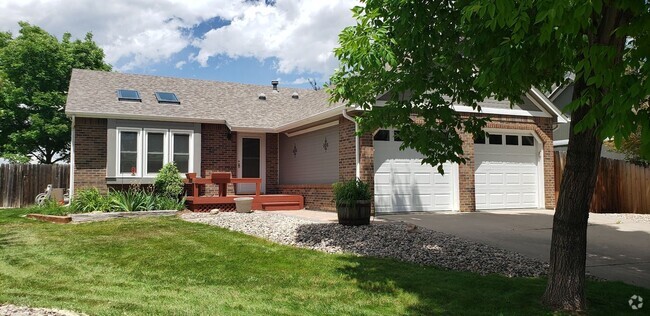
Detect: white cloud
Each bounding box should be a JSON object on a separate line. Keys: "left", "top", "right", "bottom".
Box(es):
{"left": 291, "top": 77, "right": 309, "bottom": 85}
{"left": 193, "top": 0, "right": 359, "bottom": 75}
{"left": 0, "top": 0, "right": 251, "bottom": 71}
{"left": 175, "top": 60, "right": 187, "bottom": 69}
{"left": 0, "top": 0, "right": 359, "bottom": 76}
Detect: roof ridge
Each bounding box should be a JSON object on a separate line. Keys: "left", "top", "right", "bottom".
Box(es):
{"left": 71, "top": 68, "right": 323, "bottom": 92}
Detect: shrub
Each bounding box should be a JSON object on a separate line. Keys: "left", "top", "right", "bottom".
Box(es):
{"left": 154, "top": 196, "right": 186, "bottom": 211}
{"left": 27, "top": 199, "right": 68, "bottom": 216}
{"left": 332, "top": 179, "right": 371, "bottom": 207}
{"left": 109, "top": 188, "right": 155, "bottom": 212}
{"left": 154, "top": 163, "right": 184, "bottom": 199}
{"left": 71, "top": 188, "right": 111, "bottom": 212}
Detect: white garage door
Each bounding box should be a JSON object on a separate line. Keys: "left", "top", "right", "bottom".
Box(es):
{"left": 373, "top": 129, "right": 459, "bottom": 213}
{"left": 474, "top": 133, "right": 541, "bottom": 210}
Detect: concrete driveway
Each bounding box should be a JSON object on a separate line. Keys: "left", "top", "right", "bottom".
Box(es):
{"left": 380, "top": 209, "right": 650, "bottom": 288}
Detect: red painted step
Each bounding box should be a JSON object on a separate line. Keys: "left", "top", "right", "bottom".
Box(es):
{"left": 261, "top": 202, "right": 302, "bottom": 211}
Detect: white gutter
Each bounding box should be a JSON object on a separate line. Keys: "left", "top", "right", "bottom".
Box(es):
{"left": 68, "top": 115, "right": 75, "bottom": 203}
{"left": 341, "top": 109, "right": 360, "bottom": 179}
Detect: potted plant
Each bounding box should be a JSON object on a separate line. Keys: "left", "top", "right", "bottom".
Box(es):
{"left": 332, "top": 179, "right": 372, "bottom": 226}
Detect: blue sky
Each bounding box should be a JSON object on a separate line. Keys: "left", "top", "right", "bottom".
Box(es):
{"left": 0, "top": 0, "right": 358, "bottom": 89}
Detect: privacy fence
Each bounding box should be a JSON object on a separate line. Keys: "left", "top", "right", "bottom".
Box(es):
{"left": 555, "top": 152, "right": 650, "bottom": 214}
{"left": 0, "top": 164, "right": 70, "bottom": 208}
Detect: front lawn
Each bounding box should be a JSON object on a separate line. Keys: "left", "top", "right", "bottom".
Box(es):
{"left": 0, "top": 208, "right": 646, "bottom": 315}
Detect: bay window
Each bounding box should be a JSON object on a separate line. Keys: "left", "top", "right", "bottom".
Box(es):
{"left": 115, "top": 127, "right": 193, "bottom": 177}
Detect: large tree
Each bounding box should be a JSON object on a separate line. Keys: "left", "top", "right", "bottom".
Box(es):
{"left": 329, "top": 0, "right": 649, "bottom": 312}
{"left": 0, "top": 22, "right": 111, "bottom": 163}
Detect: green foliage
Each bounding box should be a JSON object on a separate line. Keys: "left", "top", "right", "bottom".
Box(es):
{"left": 0, "top": 22, "right": 111, "bottom": 163}
{"left": 329, "top": 0, "right": 650, "bottom": 167}
{"left": 154, "top": 195, "right": 186, "bottom": 211}
{"left": 70, "top": 188, "right": 111, "bottom": 213}
{"left": 26, "top": 199, "right": 68, "bottom": 216}
{"left": 109, "top": 188, "right": 156, "bottom": 212}
{"left": 332, "top": 179, "right": 371, "bottom": 207}
{"left": 1, "top": 153, "right": 30, "bottom": 163}
{"left": 154, "top": 163, "right": 184, "bottom": 198}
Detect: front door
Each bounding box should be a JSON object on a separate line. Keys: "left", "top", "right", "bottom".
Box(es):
{"left": 237, "top": 134, "right": 266, "bottom": 194}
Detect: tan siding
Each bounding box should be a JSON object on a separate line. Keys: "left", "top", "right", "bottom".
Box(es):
{"left": 279, "top": 125, "right": 339, "bottom": 185}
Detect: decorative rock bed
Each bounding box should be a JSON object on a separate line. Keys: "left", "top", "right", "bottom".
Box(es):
{"left": 0, "top": 304, "right": 85, "bottom": 316}
{"left": 181, "top": 212, "right": 549, "bottom": 278}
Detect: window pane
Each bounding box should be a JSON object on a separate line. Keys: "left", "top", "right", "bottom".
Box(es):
{"left": 522, "top": 136, "right": 535, "bottom": 146}
{"left": 120, "top": 153, "right": 137, "bottom": 174}
{"left": 506, "top": 135, "right": 519, "bottom": 145}
{"left": 174, "top": 154, "right": 189, "bottom": 173}
{"left": 488, "top": 134, "right": 502, "bottom": 145}
{"left": 173, "top": 134, "right": 190, "bottom": 154}
{"left": 147, "top": 154, "right": 164, "bottom": 173}
{"left": 373, "top": 130, "right": 389, "bottom": 141}
{"left": 393, "top": 130, "right": 402, "bottom": 141}
{"left": 242, "top": 138, "right": 260, "bottom": 178}
{"left": 474, "top": 133, "right": 486, "bottom": 144}
{"left": 148, "top": 133, "right": 164, "bottom": 153}
{"left": 121, "top": 131, "right": 138, "bottom": 152}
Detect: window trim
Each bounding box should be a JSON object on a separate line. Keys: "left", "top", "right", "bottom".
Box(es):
{"left": 170, "top": 129, "right": 193, "bottom": 175}
{"left": 116, "top": 127, "right": 142, "bottom": 177}
{"left": 143, "top": 128, "right": 169, "bottom": 177}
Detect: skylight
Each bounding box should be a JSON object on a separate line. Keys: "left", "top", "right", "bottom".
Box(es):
{"left": 117, "top": 89, "right": 141, "bottom": 101}
{"left": 155, "top": 92, "right": 180, "bottom": 104}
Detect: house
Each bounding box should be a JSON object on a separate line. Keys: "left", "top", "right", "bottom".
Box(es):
{"left": 66, "top": 69, "right": 564, "bottom": 213}
{"left": 548, "top": 83, "right": 626, "bottom": 160}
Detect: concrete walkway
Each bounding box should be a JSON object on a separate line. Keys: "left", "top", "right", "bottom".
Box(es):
{"left": 380, "top": 209, "right": 650, "bottom": 288}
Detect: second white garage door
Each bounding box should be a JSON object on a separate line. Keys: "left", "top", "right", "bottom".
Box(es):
{"left": 374, "top": 129, "right": 459, "bottom": 213}
{"left": 474, "top": 133, "right": 541, "bottom": 210}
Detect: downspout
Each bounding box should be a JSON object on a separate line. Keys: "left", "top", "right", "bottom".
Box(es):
{"left": 341, "top": 109, "right": 360, "bottom": 179}
{"left": 68, "top": 115, "right": 75, "bottom": 204}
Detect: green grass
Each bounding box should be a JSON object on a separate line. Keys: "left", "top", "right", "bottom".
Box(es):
{"left": 0, "top": 208, "right": 647, "bottom": 315}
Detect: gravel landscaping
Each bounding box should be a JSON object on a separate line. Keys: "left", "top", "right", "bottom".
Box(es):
{"left": 181, "top": 212, "right": 549, "bottom": 277}
{"left": 593, "top": 212, "right": 650, "bottom": 224}
{"left": 0, "top": 304, "right": 84, "bottom": 316}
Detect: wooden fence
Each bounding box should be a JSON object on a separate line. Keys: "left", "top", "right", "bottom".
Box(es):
{"left": 0, "top": 164, "right": 70, "bottom": 208}
{"left": 555, "top": 152, "right": 650, "bottom": 214}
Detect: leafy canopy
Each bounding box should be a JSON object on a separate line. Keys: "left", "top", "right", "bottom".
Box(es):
{"left": 0, "top": 22, "right": 111, "bottom": 163}
{"left": 329, "top": 0, "right": 650, "bottom": 167}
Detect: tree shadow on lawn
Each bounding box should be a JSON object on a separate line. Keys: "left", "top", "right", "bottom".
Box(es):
{"left": 293, "top": 223, "right": 551, "bottom": 315}
{"left": 0, "top": 232, "right": 20, "bottom": 249}
{"left": 293, "top": 221, "right": 650, "bottom": 315}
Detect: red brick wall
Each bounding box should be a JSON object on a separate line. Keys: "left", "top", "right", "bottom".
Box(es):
{"left": 457, "top": 129, "right": 477, "bottom": 212}
{"left": 338, "top": 116, "right": 375, "bottom": 211}
{"left": 266, "top": 133, "right": 279, "bottom": 193}
{"left": 201, "top": 124, "right": 237, "bottom": 195}
{"left": 74, "top": 118, "right": 108, "bottom": 194}
{"left": 275, "top": 184, "right": 334, "bottom": 211}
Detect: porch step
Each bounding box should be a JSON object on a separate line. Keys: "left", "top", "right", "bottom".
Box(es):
{"left": 261, "top": 201, "right": 302, "bottom": 211}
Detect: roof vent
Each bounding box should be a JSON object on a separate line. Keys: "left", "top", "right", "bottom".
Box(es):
{"left": 291, "top": 92, "right": 299, "bottom": 99}
{"left": 258, "top": 93, "right": 267, "bottom": 100}
{"left": 271, "top": 80, "right": 279, "bottom": 92}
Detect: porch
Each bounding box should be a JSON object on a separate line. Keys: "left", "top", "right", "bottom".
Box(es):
{"left": 183, "top": 172, "right": 304, "bottom": 212}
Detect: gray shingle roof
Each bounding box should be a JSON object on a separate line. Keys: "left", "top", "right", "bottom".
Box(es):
{"left": 65, "top": 69, "right": 343, "bottom": 130}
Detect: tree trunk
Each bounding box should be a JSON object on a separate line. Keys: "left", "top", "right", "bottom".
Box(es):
{"left": 542, "top": 2, "right": 629, "bottom": 310}
{"left": 541, "top": 80, "right": 602, "bottom": 311}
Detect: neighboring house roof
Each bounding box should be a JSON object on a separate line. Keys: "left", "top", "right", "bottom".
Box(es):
{"left": 65, "top": 69, "right": 343, "bottom": 132}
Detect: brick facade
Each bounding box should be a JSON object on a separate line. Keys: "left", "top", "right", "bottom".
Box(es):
{"left": 266, "top": 133, "right": 279, "bottom": 193}
{"left": 201, "top": 123, "right": 237, "bottom": 195}
{"left": 74, "top": 117, "right": 108, "bottom": 194}
{"left": 275, "top": 184, "right": 334, "bottom": 211}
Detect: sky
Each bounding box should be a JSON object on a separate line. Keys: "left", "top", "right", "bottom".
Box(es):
{"left": 0, "top": 0, "right": 360, "bottom": 89}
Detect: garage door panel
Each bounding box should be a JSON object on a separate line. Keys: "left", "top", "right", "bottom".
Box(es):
{"left": 374, "top": 139, "right": 457, "bottom": 213}
{"left": 475, "top": 138, "right": 540, "bottom": 210}
{"left": 413, "top": 173, "right": 432, "bottom": 184}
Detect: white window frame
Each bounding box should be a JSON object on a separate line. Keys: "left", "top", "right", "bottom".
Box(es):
{"left": 116, "top": 127, "right": 142, "bottom": 177}
{"left": 170, "top": 130, "right": 194, "bottom": 175}
{"left": 143, "top": 128, "right": 169, "bottom": 177}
